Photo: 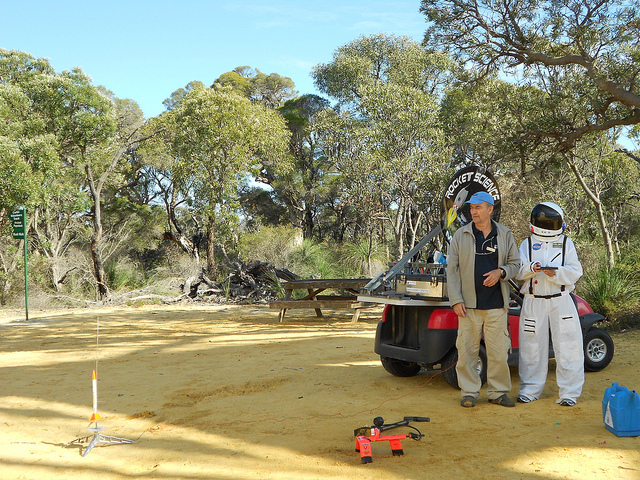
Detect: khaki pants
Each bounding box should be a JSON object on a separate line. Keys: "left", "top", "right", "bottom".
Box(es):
{"left": 455, "top": 308, "right": 511, "bottom": 400}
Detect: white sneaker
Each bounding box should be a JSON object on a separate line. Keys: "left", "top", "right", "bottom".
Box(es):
{"left": 559, "top": 398, "right": 576, "bottom": 407}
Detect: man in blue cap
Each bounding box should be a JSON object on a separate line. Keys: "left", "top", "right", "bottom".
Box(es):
{"left": 447, "top": 191, "right": 521, "bottom": 407}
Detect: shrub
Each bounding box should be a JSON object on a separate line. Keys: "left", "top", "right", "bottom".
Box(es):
{"left": 289, "top": 239, "right": 342, "bottom": 279}
{"left": 238, "top": 225, "right": 303, "bottom": 270}
{"left": 341, "top": 237, "right": 386, "bottom": 277}
{"left": 579, "top": 263, "right": 640, "bottom": 330}
{"left": 106, "top": 258, "right": 147, "bottom": 290}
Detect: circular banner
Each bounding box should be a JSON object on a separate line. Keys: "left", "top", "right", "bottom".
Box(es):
{"left": 441, "top": 165, "right": 501, "bottom": 226}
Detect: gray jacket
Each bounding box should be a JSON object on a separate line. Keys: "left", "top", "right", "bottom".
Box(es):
{"left": 447, "top": 221, "right": 521, "bottom": 310}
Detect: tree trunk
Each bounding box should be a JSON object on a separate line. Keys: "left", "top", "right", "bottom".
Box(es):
{"left": 593, "top": 200, "right": 616, "bottom": 269}
{"left": 84, "top": 128, "right": 163, "bottom": 299}
{"left": 32, "top": 207, "right": 76, "bottom": 292}
{"left": 85, "top": 162, "right": 110, "bottom": 300}
{"left": 567, "top": 157, "right": 616, "bottom": 268}
{"left": 51, "top": 261, "right": 63, "bottom": 292}
{"left": 90, "top": 187, "right": 108, "bottom": 299}
{"left": 163, "top": 230, "right": 200, "bottom": 262}
{"left": 366, "top": 232, "right": 374, "bottom": 277}
{"left": 392, "top": 197, "right": 406, "bottom": 259}
{"left": 164, "top": 191, "right": 200, "bottom": 261}
{"left": 206, "top": 215, "right": 217, "bottom": 278}
{"left": 91, "top": 238, "right": 108, "bottom": 298}
{"left": 0, "top": 242, "right": 20, "bottom": 305}
{"left": 407, "top": 208, "right": 424, "bottom": 252}
{"left": 303, "top": 205, "right": 314, "bottom": 239}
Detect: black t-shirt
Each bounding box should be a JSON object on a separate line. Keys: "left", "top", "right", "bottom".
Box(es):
{"left": 472, "top": 222, "right": 504, "bottom": 310}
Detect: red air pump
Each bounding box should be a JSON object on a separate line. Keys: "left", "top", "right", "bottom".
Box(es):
{"left": 354, "top": 416, "right": 429, "bottom": 463}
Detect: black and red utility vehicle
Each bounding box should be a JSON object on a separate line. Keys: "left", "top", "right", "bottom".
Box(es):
{"left": 373, "top": 283, "right": 614, "bottom": 388}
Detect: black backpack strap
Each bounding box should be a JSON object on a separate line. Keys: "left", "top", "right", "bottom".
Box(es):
{"left": 528, "top": 236, "right": 534, "bottom": 294}
{"left": 560, "top": 235, "right": 567, "bottom": 292}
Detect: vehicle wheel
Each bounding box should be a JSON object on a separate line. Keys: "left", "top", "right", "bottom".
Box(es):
{"left": 380, "top": 357, "right": 421, "bottom": 377}
{"left": 584, "top": 328, "right": 614, "bottom": 372}
{"left": 440, "top": 344, "right": 488, "bottom": 389}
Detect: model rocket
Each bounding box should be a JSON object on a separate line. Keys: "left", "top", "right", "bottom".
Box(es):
{"left": 89, "top": 370, "right": 101, "bottom": 422}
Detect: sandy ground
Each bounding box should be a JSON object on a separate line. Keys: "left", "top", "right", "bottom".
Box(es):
{"left": 0, "top": 303, "right": 638, "bottom": 480}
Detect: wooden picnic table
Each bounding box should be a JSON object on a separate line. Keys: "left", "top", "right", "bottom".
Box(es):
{"left": 269, "top": 278, "right": 372, "bottom": 322}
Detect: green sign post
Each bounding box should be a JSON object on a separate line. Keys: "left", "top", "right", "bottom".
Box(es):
{"left": 9, "top": 207, "right": 29, "bottom": 321}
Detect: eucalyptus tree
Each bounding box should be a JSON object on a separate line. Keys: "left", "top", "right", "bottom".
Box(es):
{"left": 313, "top": 34, "right": 456, "bottom": 258}
{"left": 439, "top": 78, "right": 552, "bottom": 175}
{"left": 167, "top": 84, "right": 291, "bottom": 277}
{"left": 136, "top": 111, "right": 201, "bottom": 261}
{"left": 0, "top": 50, "right": 60, "bottom": 301}
{"left": 421, "top": 1, "right": 640, "bottom": 269}
{"left": 265, "top": 94, "right": 333, "bottom": 239}
{"left": 152, "top": 77, "right": 299, "bottom": 259}
{"left": 421, "top": 0, "right": 640, "bottom": 151}
{"left": 563, "top": 135, "right": 640, "bottom": 268}
{"left": 0, "top": 49, "right": 163, "bottom": 298}
{"left": 162, "top": 81, "right": 205, "bottom": 111}
{"left": 0, "top": 50, "right": 119, "bottom": 298}
{"left": 82, "top": 92, "right": 164, "bottom": 298}
{"left": 0, "top": 50, "right": 60, "bottom": 215}
{"left": 234, "top": 95, "right": 322, "bottom": 237}
{"left": 213, "top": 66, "right": 297, "bottom": 108}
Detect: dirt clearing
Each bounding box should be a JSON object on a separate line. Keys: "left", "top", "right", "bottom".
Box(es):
{"left": 0, "top": 304, "right": 638, "bottom": 479}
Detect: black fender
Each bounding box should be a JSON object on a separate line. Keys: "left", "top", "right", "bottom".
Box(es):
{"left": 579, "top": 312, "right": 606, "bottom": 337}
{"left": 374, "top": 326, "right": 457, "bottom": 365}
{"left": 417, "top": 328, "right": 458, "bottom": 364}
{"left": 374, "top": 312, "right": 458, "bottom": 365}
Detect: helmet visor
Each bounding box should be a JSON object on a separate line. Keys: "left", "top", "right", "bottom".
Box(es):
{"left": 531, "top": 204, "right": 563, "bottom": 231}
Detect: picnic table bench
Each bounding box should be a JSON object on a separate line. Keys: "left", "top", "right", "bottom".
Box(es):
{"left": 270, "top": 278, "right": 373, "bottom": 322}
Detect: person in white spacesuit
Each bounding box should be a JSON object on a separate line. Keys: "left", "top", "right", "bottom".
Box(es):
{"left": 516, "top": 202, "right": 584, "bottom": 406}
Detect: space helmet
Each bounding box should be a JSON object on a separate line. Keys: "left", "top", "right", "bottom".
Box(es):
{"left": 530, "top": 202, "right": 565, "bottom": 238}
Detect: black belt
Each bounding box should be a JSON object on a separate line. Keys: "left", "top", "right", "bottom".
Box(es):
{"left": 533, "top": 293, "right": 562, "bottom": 299}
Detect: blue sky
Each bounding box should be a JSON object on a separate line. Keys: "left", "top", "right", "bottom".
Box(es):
{"left": 1, "top": 0, "right": 426, "bottom": 118}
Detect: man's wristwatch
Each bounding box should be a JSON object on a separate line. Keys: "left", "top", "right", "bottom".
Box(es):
{"left": 500, "top": 268, "right": 506, "bottom": 279}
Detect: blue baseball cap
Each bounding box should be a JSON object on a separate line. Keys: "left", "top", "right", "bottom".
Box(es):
{"left": 465, "top": 191, "right": 495, "bottom": 205}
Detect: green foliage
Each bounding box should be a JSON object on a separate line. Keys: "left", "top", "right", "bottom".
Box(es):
{"left": 106, "top": 201, "right": 166, "bottom": 253}
{"left": 270, "top": 94, "right": 334, "bottom": 240}
{"left": 341, "top": 236, "right": 386, "bottom": 277}
{"left": 0, "top": 48, "right": 129, "bottom": 299}
{"left": 106, "top": 258, "right": 147, "bottom": 290}
{"left": 238, "top": 225, "right": 302, "bottom": 270}
{"left": 2, "top": 36, "right": 640, "bottom": 319}
{"left": 289, "top": 240, "right": 342, "bottom": 280}
{"left": 313, "top": 33, "right": 456, "bottom": 104}
{"left": 238, "top": 186, "right": 289, "bottom": 229}
{"left": 162, "top": 81, "right": 205, "bottom": 111}
{"left": 213, "top": 66, "right": 297, "bottom": 108}
{"left": 263, "top": 267, "right": 286, "bottom": 299}
{"left": 222, "top": 277, "right": 232, "bottom": 300}
{"left": 579, "top": 260, "right": 640, "bottom": 330}
{"left": 239, "top": 222, "right": 386, "bottom": 281}
{"left": 312, "top": 34, "right": 456, "bottom": 257}
{"left": 421, "top": 0, "right": 640, "bottom": 149}
{"left": 167, "top": 83, "right": 291, "bottom": 275}
{"left": 289, "top": 239, "right": 367, "bottom": 281}
{"left": 0, "top": 51, "right": 61, "bottom": 211}
{"left": 170, "top": 84, "right": 290, "bottom": 203}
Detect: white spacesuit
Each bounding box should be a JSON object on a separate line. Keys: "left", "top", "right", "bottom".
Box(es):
{"left": 516, "top": 202, "right": 584, "bottom": 406}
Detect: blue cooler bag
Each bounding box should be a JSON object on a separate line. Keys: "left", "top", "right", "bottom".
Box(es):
{"left": 602, "top": 383, "right": 640, "bottom": 437}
